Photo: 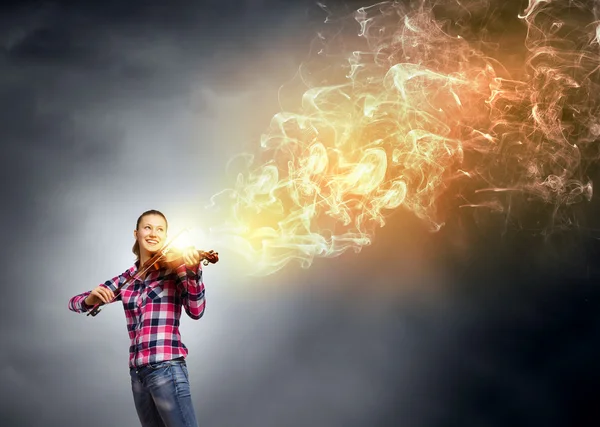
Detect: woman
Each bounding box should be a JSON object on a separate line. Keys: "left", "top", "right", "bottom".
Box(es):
{"left": 68, "top": 209, "right": 206, "bottom": 427}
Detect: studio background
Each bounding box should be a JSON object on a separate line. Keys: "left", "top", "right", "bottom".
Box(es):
{"left": 1, "top": 1, "right": 600, "bottom": 426}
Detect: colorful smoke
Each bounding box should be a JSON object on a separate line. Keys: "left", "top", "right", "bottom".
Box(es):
{"left": 204, "top": 0, "right": 600, "bottom": 276}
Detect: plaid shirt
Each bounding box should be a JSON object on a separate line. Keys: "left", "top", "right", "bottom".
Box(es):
{"left": 68, "top": 261, "right": 206, "bottom": 368}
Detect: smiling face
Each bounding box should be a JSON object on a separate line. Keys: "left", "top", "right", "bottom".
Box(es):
{"left": 134, "top": 213, "right": 168, "bottom": 258}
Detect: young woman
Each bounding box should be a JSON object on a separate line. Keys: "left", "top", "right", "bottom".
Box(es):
{"left": 68, "top": 209, "right": 206, "bottom": 427}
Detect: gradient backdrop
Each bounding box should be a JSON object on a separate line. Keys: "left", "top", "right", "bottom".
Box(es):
{"left": 2, "top": 0, "right": 600, "bottom": 426}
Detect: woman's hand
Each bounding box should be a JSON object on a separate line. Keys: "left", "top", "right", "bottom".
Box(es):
{"left": 182, "top": 247, "right": 201, "bottom": 268}
{"left": 85, "top": 286, "right": 115, "bottom": 306}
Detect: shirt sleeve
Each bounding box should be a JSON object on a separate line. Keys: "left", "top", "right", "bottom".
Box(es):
{"left": 175, "top": 263, "right": 206, "bottom": 320}
{"left": 68, "top": 271, "right": 127, "bottom": 314}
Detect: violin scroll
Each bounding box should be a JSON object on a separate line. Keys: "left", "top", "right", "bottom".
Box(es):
{"left": 199, "top": 250, "right": 219, "bottom": 266}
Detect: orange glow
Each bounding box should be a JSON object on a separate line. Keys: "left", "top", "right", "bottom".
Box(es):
{"left": 205, "top": 1, "right": 597, "bottom": 276}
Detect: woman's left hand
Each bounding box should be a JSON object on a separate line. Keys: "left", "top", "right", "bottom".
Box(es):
{"left": 182, "top": 247, "right": 201, "bottom": 268}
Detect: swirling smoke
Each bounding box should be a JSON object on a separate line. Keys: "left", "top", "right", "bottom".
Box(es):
{"left": 205, "top": 0, "right": 600, "bottom": 276}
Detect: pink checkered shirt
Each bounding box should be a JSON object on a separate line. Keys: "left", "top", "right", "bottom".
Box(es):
{"left": 68, "top": 261, "right": 206, "bottom": 368}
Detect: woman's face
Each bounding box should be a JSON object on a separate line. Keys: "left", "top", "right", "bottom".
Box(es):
{"left": 134, "top": 214, "right": 167, "bottom": 255}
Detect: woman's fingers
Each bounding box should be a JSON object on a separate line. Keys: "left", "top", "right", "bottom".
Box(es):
{"left": 91, "top": 290, "right": 105, "bottom": 304}
{"left": 183, "top": 247, "right": 200, "bottom": 267}
{"left": 97, "top": 289, "right": 110, "bottom": 304}
{"left": 92, "top": 287, "right": 115, "bottom": 304}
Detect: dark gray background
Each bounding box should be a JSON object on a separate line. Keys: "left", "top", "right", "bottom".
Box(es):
{"left": 1, "top": 1, "right": 599, "bottom": 426}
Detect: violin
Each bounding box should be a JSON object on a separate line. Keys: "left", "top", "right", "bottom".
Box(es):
{"left": 152, "top": 248, "right": 219, "bottom": 270}
{"left": 87, "top": 242, "right": 219, "bottom": 317}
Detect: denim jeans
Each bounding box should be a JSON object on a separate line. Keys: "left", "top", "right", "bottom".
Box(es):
{"left": 129, "top": 358, "right": 199, "bottom": 427}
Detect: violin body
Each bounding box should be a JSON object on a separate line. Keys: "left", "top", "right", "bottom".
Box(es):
{"left": 153, "top": 249, "right": 219, "bottom": 270}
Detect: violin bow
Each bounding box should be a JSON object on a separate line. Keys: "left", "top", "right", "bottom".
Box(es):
{"left": 86, "top": 228, "right": 189, "bottom": 317}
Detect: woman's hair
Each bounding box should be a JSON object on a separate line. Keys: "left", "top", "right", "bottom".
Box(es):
{"left": 132, "top": 209, "right": 168, "bottom": 258}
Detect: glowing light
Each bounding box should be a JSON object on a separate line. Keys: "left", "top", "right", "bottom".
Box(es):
{"left": 205, "top": 0, "right": 597, "bottom": 276}
{"left": 167, "top": 228, "right": 194, "bottom": 252}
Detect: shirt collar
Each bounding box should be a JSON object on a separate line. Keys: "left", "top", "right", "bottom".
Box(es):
{"left": 131, "top": 259, "right": 160, "bottom": 276}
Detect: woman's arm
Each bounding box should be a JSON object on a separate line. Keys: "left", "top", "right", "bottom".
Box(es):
{"left": 175, "top": 264, "right": 206, "bottom": 320}
{"left": 68, "top": 272, "right": 126, "bottom": 314}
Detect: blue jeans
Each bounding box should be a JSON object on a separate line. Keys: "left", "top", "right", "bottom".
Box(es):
{"left": 129, "top": 358, "right": 199, "bottom": 427}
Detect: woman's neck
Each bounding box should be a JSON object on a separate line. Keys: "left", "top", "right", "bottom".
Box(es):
{"left": 139, "top": 251, "right": 151, "bottom": 267}
{"left": 139, "top": 247, "right": 163, "bottom": 268}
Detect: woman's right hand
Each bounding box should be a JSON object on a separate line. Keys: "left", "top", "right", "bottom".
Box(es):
{"left": 85, "top": 286, "right": 115, "bottom": 306}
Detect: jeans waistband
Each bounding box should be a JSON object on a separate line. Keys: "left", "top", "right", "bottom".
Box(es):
{"left": 131, "top": 356, "right": 185, "bottom": 371}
